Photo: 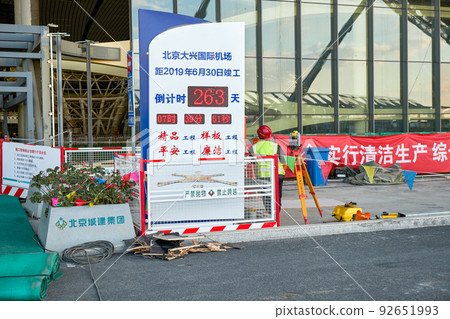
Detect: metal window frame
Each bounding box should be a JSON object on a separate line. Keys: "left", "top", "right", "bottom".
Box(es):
{"left": 432, "top": 0, "right": 441, "bottom": 131}
{"left": 401, "top": 0, "right": 409, "bottom": 132}
{"left": 295, "top": 0, "right": 303, "bottom": 133}
{"left": 332, "top": 0, "right": 339, "bottom": 133}
{"left": 367, "top": 0, "right": 375, "bottom": 132}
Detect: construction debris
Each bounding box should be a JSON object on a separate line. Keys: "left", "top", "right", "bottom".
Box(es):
{"left": 126, "top": 232, "right": 242, "bottom": 260}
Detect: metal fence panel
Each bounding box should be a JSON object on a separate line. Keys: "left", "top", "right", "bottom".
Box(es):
{"left": 146, "top": 157, "right": 276, "bottom": 233}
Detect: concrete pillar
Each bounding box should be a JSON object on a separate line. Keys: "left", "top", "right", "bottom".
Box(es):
{"left": 14, "top": 0, "right": 39, "bottom": 25}
{"left": 18, "top": 103, "right": 26, "bottom": 137}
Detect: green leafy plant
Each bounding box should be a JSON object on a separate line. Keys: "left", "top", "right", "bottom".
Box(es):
{"left": 30, "top": 164, "right": 136, "bottom": 207}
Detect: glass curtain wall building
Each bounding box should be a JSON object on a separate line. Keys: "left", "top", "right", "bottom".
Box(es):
{"left": 134, "top": 0, "right": 450, "bottom": 136}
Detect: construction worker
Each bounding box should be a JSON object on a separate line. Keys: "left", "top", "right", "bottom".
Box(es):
{"left": 249, "top": 125, "right": 286, "bottom": 213}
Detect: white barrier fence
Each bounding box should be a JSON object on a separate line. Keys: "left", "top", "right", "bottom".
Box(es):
{"left": 114, "top": 154, "right": 278, "bottom": 235}
{"left": 64, "top": 147, "right": 141, "bottom": 169}
{"left": 114, "top": 153, "right": 142, "bottom": 233}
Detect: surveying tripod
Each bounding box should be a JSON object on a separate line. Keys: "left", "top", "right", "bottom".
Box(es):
{"left": 289, "top": 132, "right": 323, "bottom": 224}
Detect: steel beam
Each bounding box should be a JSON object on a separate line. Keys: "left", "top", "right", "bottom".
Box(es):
{"left": 332, "top": 0, "right": 339, "bottom": 133}
{"left": 86, "top": 42, "right": 93, "bottom": 148}
{"left": 0, "top": 58, "right": 21, "bottom": 67}
{"left": 295, "top": 0, "right": 302, "bottom": 133}
{"left": 400, "top": 0, "right": 409, "bottom": 132}
{"left": 367, "top": 0, "right": 375, "bottom": 132}
{"left": 0, "top": 51, "right": 41, "bottom": 59}
{"left": 0, "top": 33, "right": 34, "bottom": 42}
{"left": 256, "top": 0, "right": 264, "bottom": 126}
{"left": 432, "top": 0, "right": 441, "bottom": 131}
{"left": 0, "top": 23, "right": 43, "bottom": 34}
{"left": 0, "top": 41, "right": 30, "bottom": 50}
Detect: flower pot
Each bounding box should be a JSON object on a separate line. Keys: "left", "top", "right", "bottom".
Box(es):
{"left": 37, "top": 203, "right": 136, "bottom": 253}
{"left": 24, "top": 185, "right": 46, "bottom": 218}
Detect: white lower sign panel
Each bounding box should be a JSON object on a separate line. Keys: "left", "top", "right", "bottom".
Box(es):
{"left": 147, "top": 162, "right": 244, "bottom": 223}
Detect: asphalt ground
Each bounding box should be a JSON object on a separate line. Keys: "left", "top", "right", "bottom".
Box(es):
{"left": 45, "top": 225, "right": 450, "bottom": 301}
{"left": 22, "top": 176, "right": 450, "bottom": 302}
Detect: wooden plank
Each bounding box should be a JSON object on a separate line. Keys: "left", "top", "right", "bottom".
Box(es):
{"left": 126, "top": 245, "right": 151, "bottom": 252}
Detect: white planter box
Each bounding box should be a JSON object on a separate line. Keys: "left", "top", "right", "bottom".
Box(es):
{"left": 37, "top": 203, "right": 136, "bottom": 253}
{"left": 25, "top": 185, "right": 44, "bottom": 219}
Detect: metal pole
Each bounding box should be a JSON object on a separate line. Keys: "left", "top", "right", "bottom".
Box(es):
{"left": 55, "top": 34, "right": 64, "bottom": 146}
{"left": 1, "top": 98, "right": 7, "bottom": 137}
{"left": 331, "top": 0, "right": 339, "bottom": 133}
{"left": 432, "top": 0, "right": 441, "bottom": 131}
{"left": 49, "top": 33, "right": 56, "bottom": 147}
{"left": 256, "top": 0, "right": 264, "bottom": 127}
{"left": 400, "top": 0, "right": 409, "bottom": 132}
{"left": 367, "top": 0, "right": 375, "bottom": 132}
{"left": 86, "top": 42, "right": 93, "bottom": 148}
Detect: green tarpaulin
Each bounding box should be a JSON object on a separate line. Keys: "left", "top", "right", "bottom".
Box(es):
{"left": 0, "top": 195, "right": 63, "bottom": 301}
{"left": 0, "top": 276, "right": 49, "bottom": 301}
{"left": 0, "top": 252, "right": 61, "bottom": 281}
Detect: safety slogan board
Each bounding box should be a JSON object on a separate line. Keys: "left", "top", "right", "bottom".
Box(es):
{"left": 2, "top": 142, "right": 61, "bottom": 188}
{"left": 147, "top": 22, "right": 245, "bottom": 163}
{"left": 145, "top": 21, "right": 245, "bottom": 224}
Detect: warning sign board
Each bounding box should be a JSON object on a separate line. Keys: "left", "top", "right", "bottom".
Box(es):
{"left": 2, "top": 142, "right": 61, "bottom": 188}
{"left": 147, "top": 22, "right": 245, "bottom": 163}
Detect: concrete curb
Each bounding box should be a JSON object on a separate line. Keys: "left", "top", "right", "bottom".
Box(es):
{"left": 205, "top": 214, "right": 450, "bottom": 244}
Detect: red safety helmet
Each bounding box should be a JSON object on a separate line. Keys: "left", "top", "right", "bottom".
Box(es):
{"left": 257, "top": 125, "right": 273, "bottom": 139}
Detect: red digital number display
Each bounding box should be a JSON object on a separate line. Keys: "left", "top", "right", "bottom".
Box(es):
{"left": 188, "top": 86, "right": 228, "bottom": 107}
{"left": 184, "top": 114, "right": 205, "bottom": 124}
{"left": 156, "top": 113, "right": 177, "bottom": 124}
{"left": 211, "top": 114, "right": 232, "bottom": 125}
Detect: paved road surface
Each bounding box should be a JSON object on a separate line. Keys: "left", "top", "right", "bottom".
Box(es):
{"left": 46, "top": 225, "right": 450, "bottom": 301}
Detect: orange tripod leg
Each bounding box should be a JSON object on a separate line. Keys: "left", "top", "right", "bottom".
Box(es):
{"left": 295, "top": 156, "right": 308, "bottom": 224}
{"left": 300, "top": 157, "right": 323, "bottom": 218}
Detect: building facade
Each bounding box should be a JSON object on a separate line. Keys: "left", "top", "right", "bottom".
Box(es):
{"left": 134, "top": 0, "right": 450, "bottom": 136}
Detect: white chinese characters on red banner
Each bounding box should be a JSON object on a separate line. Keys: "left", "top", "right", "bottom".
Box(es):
{"left": 275, "top": 133, "right": 450, "bottom": 176}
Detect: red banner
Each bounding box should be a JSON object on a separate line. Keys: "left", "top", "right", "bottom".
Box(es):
{"left": 275, "top": 133, "right": 450, "bottom": 176}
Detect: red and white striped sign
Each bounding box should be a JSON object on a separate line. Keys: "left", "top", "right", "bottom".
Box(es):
{"left": 151, "top": 221, "right": 277, "bottom": 235}
{"left": 1, "top": 184, "right": 28, "bottom": 198}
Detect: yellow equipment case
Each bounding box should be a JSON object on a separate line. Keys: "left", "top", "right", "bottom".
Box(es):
{"left": 332, "top": 202, "right": 364, "bottom": 222}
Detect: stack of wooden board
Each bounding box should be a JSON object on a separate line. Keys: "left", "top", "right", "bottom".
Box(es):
{"left": 126, "top": 232, "right": 240, "bottom": 260}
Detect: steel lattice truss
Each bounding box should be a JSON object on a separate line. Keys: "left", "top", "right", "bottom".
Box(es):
{"left": 60, "top": 71, "right": 127, "bottom": 135}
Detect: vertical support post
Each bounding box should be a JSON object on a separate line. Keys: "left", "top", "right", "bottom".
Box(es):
{"left": 2, "top": 108, "right": 8, "bottom": 137}
{"left": 215, "top": 0, "right": 221, "bottom": 22}
{"left": 41, "top": 26, "right": 52, "bottom": 146}
{"left": 48, "top": 32, "right": 56, "bottom": 147}
{"left": 173, "top": 0, "right": 177, "bottom": 14}
{"left": 295, "top": 0, "right": 303, "bottom": 133}
{"left": 256, "top": 0, "right": 264, "bottom": 127}
{"left": 86, "top": 42, "right": 93, "bottom": 148}
{"left": 274, "top": 155, "right": 280, "bottom": 227}
{"left": 26, "top": 72, "right": 33, "bottom": 141}
{"left": 432, "top": 0, "right": 441, "bottom": 131}
{"left": 400, "top": 0, "right": 409, "bottom": 132}
{"left": 140, "top": 158, "right": 146, "bottom": 235}
{"left": 331, "top": 0, "right": 339, "bottom": 133}
{"left": 367, "top": 0, "right": 375, "bottom": 132}
{"left": 60, "top": 146, "right": 65, "bottom": 171}
{"left": 55, "top": 34, "right": 64, "bottom": 146}
{"left": 0, "top": 99, "right": 7, "bottom": 137}
{"left": 68, "top": 130, "right": 73, "bottom": 148}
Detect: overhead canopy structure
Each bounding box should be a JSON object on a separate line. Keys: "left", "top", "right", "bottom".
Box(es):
{"left": 0, "top": 23, "right": 50, "bottom": 142}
